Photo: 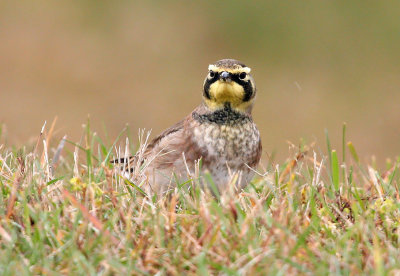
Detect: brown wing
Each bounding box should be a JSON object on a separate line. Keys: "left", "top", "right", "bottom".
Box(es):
{"left": 250, "top": 137, "right": 262, "bottom": 167}
{"left": 112, "top": 106, "right": 205, "bottom": 172}
{"left": 110, "top": 120, "right": 185, "bottom": 169}
{"left": 144, "top": 119, "right": 185, "bottom": 155}
{"left": 143, "top": 116, "right": 204, "bottom": 170}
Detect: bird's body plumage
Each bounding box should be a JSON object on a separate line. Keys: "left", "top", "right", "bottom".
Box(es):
{"left": 115, "top": 59, "right": 262, "bottom": 195}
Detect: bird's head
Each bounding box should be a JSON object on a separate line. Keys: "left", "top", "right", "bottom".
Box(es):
{"left": 203, "top": 59, "right": 256, "bottom": 113}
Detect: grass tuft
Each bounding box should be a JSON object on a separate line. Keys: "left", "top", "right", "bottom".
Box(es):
{"left": 0, "top": 124, "right": 400, "bottom": 274}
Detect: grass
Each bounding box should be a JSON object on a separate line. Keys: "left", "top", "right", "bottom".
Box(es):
{"left": 1, "top": 121, "right": 400, "bottom": 275}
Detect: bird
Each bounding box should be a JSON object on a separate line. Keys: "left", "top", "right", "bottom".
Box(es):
{"left": 113, "top": 59, "right": 262, "bottom": 195}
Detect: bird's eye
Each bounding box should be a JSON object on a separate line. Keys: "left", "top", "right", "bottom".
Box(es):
{"left": 239, "top": 72, "right": 247, "bottom": 80}
{"left": 209, "top": 71, "right": 215, "bottom": 78}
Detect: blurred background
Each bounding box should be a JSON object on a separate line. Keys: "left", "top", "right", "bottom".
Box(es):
{"left": 1, "top": 1, "right": 399, "bottom": 163}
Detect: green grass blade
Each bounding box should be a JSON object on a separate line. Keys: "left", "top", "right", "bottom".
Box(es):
{"left": 331, "top": 150, "right": 339, "bottom": 192}
{"left": 325, "top": 129, "right": 332, "bottom": 168}
{"left": 347, "top": 141, "right": 359, "bottom": 163}
{"left": 124, "top": 178, "right": 147, "bottom": 196}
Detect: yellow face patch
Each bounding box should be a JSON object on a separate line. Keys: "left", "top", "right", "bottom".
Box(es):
{"left": 204, "top": 80, "right": 252, "bottom": 111}
{"left": 209, "top": 80, "right": 244, "bottom": 103}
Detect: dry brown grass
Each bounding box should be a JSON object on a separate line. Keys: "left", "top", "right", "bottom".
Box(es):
{"left": 0, "top": 122, "right": 400, "bottom": 275}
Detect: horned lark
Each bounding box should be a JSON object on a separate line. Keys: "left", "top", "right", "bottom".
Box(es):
{"left": 115, "top": 59, "right": 262, "bottom": 194}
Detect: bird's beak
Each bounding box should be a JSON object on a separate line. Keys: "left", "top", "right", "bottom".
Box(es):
{"left": 220, "top": 71, "right": 231, "bottom": 82}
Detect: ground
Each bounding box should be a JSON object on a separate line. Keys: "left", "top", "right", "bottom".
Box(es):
{"left": 0, "top": 123, "right": 399, "bottom": 275}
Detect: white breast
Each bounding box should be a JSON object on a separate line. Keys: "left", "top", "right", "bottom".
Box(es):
{"left": 192, "top": 121, "right": 260, "bottom": 189}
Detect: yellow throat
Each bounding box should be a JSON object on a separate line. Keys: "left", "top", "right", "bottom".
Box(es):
{"left": 204, "top": 80, "right": 252, "bottom": 112}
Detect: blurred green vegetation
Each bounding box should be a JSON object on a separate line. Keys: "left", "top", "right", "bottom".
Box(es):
{"left": 1, "top": 1, "right": 399, "bottom": 163}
